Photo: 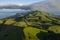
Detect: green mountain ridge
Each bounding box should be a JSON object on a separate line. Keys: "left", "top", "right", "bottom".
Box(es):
{"left": 0, "top": 11, "right": 60, "bottom": 40}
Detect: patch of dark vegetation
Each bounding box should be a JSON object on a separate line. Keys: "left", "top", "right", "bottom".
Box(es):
{"left": 37, "top": 31, "right": 60, "bottom": 40}
{"left": 51, "top": 20, "right": 60, "bottom": 25}
{"left": 41, "top": 24, "right": 51, "bottom": 29}
{"left": 0, "top": 24, "right": 25, "bottom": 40}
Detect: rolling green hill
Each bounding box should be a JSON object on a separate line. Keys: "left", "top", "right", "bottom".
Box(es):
{"left": 0, "top": 11, "right": 60, "bottom": 40}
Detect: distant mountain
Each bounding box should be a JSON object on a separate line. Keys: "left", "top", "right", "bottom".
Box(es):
{"left": 0, "top": 4, "right": 20, "bottom": 9}
{"left": 29, "top": 0, "right": 60, "bottom": 15}
{"left": 0, "top": 4, "right": 30, "bottom": 9}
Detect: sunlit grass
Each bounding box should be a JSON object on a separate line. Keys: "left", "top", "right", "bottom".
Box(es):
{"left": 14, "top": 21, "right": 27, "bottom": 27}
{"left": 4, "top": 18, "right": 16, "bottom": 25}
{"left": 24, "top": 27, "right": 48, "bottom": 40}
{"left": 0, "top": 20, "right": 4, "bottom": 24}
{"left": 48, "top": 25, "right": 60, "bottom": 34}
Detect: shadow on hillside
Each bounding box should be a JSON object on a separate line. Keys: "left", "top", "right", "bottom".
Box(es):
{"left": 0, "top": 24, "right": 25, "bottom": 40}
{"left": 37, "top": 31, "right": 60, "bottom": 40}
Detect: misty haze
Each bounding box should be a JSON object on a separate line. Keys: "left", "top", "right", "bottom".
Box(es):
{"left": 0, "top": 9, "right": 30, "bottom": 18}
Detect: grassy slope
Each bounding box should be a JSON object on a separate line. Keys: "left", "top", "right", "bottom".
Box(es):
{"left": 0, "top": 11, "right": 60, "bottom": 40}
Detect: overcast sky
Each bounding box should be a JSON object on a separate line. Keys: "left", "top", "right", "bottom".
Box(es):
{"left": 0, "top": 0, "right": 44, "bottom": 5}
